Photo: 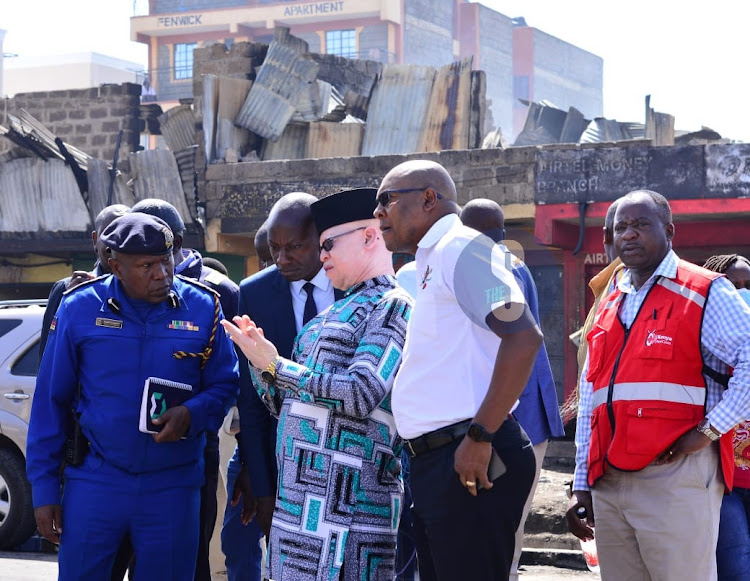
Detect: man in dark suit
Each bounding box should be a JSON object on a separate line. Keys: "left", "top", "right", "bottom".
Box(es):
{"left": 221, "top": 192, "right": 342, "bottom": 581}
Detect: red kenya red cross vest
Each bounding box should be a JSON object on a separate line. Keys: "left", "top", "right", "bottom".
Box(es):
{"left": 585, "top": 259, "right": 733, "bottom": 488}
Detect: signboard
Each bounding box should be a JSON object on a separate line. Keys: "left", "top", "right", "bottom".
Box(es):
{"left": 535, "top": 145, "right": 705, "bottom": 204}
{"left": 706, "top": 143, "right": 750, "bottom": 197}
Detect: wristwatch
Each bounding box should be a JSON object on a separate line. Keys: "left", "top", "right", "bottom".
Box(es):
{"left": 261, "top": 356, "right": 279, "bottom": 383}
{"left": 696, "top": 418, "right": 721, "bottom": 441}
{"left": 467, "top": 422, "right": 495, "bottom": 443}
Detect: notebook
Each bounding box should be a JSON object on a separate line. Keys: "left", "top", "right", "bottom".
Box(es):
{"left": 139, "top": 377, "right": 194, "bottom": 434}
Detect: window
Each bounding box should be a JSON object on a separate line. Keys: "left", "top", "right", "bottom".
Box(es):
{"left": 11, "top": 341, "right": 41, "bottom": 377}
{"left": 0, "top": 319, "right": 22, "bottom": 338}
{"left": 174, "top": 42, "right": 197, "bottom": 80}
{"left": 325, "top": 30, "right": 356, "bottom": 59}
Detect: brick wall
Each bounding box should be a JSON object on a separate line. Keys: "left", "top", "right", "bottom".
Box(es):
{"left": 0, "top": 83, "right": 143, "bottom": 166}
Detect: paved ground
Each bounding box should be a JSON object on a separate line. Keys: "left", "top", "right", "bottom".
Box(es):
{"left": 0, "top": 551, "right": 600, "bottom": 580}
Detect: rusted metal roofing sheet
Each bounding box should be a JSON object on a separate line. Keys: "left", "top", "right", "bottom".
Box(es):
{"left": 236, "top": 28, "right": 319, "bottom": 141}
{"left": 469, "top": 70, "right": 486, "bottom": 150}
{"left": 203, "top": 74, "right": 220, "bottom": 163}
{"left": 418, "top": 57, "right": 474, "bottom": 153}
{"left": 307, "top": 122, "right": 364, "bottom": 159}
{"left": 129, "top": 149, "right": 193, "bottom": 223}
{"left": 159, "top": 105, "right": 197, "bottom": 152}
{"left": 261, "top": 124, "right": 309, "bottom": 161}
{"left": 0, "top": 158, "right": 89, "bottom": 233}
{"left": 361, "top": 64, "right": 436, "bottom": 156}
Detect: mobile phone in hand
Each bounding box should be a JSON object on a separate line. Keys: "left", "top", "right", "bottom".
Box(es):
{"left": 478, "top": 449, "right": 506, "bottom": 489}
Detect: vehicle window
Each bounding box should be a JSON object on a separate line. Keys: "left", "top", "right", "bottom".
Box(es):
{"left": 0, "top": 319, "right": 22, "bottom": 337}
{"left": 11, "top": 340, "right": 41, "bottom": 377}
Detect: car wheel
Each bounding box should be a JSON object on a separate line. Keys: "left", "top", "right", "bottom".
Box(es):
{"left": 0, "top": 447, "right": 37, "bottom": 549}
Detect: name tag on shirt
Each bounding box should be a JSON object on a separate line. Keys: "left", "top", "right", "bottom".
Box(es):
{"left": 95, "top": 317, "right": 123, "bottom": 329}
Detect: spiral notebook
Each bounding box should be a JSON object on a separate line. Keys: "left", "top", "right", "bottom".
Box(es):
{"left": 139, "top": 377, "right": 194, "bottom": 434}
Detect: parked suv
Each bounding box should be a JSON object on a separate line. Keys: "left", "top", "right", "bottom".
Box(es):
{"left": 0, "top": 299, "right": 45, "bottom": 549}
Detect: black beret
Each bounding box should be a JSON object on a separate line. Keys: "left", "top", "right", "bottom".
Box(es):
{"left": 311, "top": 188, "right": 378, "bottom": 234}
{"left": 100, "top": 214, "right": 175, "bottom": 255}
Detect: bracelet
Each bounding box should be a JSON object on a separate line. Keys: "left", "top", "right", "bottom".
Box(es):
{"left": 261, "top": 356, "right": 279, "bottom": 383}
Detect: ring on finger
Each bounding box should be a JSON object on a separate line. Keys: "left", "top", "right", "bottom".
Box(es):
{"left": 465, "top": 480, "right": 476, "bottom": 487}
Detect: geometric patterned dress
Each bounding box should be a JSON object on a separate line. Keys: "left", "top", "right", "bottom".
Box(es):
{"left": 251, "top": 275, "right": 413, "bottom": 580}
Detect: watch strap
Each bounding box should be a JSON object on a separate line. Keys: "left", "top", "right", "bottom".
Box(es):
{"left": 261, "top": 356, "right": 279, "bottom": 383}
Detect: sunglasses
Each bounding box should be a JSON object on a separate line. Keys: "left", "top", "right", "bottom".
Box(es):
{"left": 376, "top": 187, "right": 444, "bottom": 208}
{"left": 319, "top": 226, "right": 366, "bottom": 253}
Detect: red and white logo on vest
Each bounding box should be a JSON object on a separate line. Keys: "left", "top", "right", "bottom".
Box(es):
{"left": 645, "top": 329, "right": 673, "bottom": 347}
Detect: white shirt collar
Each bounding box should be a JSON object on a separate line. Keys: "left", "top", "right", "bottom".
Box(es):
{"left": 289, "top": 267, "right": 330, "bottom": 297}
{"left": 417, "top": 214, "right": 461, "bottom": 250}
{"left": 618, "top": 249, "right": 678, "bottom": 294}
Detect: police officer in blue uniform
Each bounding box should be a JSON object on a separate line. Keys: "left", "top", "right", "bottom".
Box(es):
{"left": 27, "top": 213, "right": 239, "bottom": 580}
{"left": 130, "top": 198, "right": 240, "bottom": 581}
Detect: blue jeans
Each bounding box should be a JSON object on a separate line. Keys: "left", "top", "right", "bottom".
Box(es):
{"left": 221, "top": 447, "right": 264, "bottom": 581}
{"left": 717, "top": 486, "right": 750, "bottom": 581}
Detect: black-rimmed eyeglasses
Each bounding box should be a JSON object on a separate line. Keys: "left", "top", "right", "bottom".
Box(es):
{"left": 376, "top": 187, "right": 444, "bottom": 208}
{"left": 319, "top": 226, "right": 366, "bottom": 253}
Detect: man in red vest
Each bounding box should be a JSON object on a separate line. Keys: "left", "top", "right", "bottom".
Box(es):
{"left": 566, "top": 190, "right": 750, "bottom": 579}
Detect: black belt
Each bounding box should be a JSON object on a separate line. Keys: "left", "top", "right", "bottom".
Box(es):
{"left": 404, "top": 419, "right": 473, "bottom": 458}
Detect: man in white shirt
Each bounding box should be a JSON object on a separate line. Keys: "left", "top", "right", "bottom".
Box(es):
{"left": 374, "top": 159, "right": 543, "bottom": 580}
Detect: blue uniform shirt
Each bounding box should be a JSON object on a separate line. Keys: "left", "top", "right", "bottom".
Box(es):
{"left": 27, "top": 274, "right": 239, "bottom": 508}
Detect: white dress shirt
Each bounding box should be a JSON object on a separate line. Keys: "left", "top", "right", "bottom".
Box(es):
{"left": 289, "top": 267, "right": 335, "bottom": 333}
{"left": 392, "top": 214, "right": 526, "bottom": 439}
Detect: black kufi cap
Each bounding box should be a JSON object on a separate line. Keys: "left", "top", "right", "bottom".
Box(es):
{"left": 100, "top": 214, "right": 174, "bottom": 255}
{"left": 311, "top": 188, "right": 378, "bottom": 234}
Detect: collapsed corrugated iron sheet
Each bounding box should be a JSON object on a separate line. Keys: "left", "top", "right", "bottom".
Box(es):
{"left": 236, "top": 28, "right": 319, "bottom": 141}
{"left": 0, "top": 158, "right": 90, "bottom": 233}
{"left": 203, "top": 74, "right": 220, "bottom": 164}
{"left": 216, "top": 77, "right": 253, "bottom": 161}
{"left": 129, "top": 149, "right": 193, "bottom": 223}
{"left": 173, "top": 146, "right": 199, "bottom": 220}
{"left": 87, "top": 158, "right": 135, "bottom": 220}
{"left": 261, "top": 124, "right": 308, "bottom": 161}
{"left": 579, "top": 119, "right": 645, "bottom": 143}
{"left": 159, "top": 105, "right": 197, "bottom": 152}
{"left": 361, "top": 64, "right": 436, "bottom": 156}
{"left": 418, "top": 57, "right": 474, "bottom": 152}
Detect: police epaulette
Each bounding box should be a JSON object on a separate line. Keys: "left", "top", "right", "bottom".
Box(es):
{"left": 62, "top": 274, "right": 108, "bottom": 295}
{"left": 176, "top": 274, "right": 220, "bottom": 297}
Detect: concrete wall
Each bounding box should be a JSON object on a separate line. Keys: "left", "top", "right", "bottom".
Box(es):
{"left": 207, "top": 146, "right": 537, "bottom": 234}
{"left": 532, "top": 29, "right": 603, "bottom": 120}
{"left": 403, "top": 0, "right": 454, "bottom": 67}
{"left": 0, "top": 83, "right": 143, "bottom": 165}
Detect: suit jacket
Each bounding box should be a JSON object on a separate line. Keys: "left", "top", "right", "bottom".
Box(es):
{"left": 510, "top": 259, "right": 565, "bottom": 445}
{"left": 236, "top": 266, "right": 342, "bottom": 497}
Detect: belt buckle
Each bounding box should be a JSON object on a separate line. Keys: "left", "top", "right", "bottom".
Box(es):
{"left": 405, "top": 439, "right": 416, "bottom": 457}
